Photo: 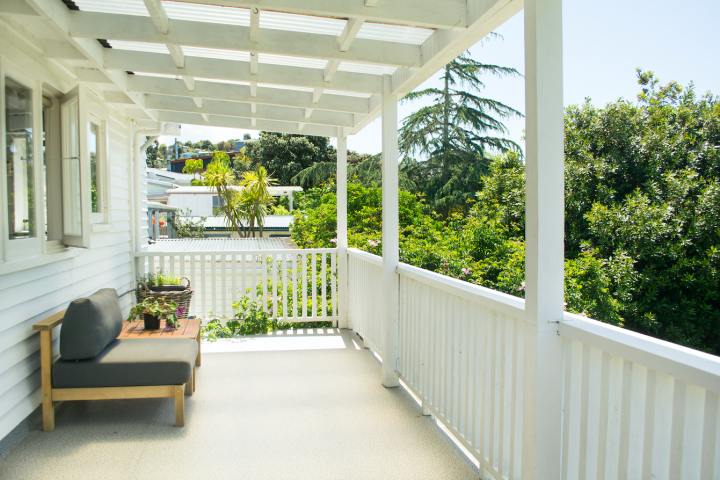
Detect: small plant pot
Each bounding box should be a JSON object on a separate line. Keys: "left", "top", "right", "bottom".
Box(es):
{"left": 143, "top": 314, "right": 161, "bottom": 330}
{"left": 149, "top": 285, "right": 186, "bottom": 292}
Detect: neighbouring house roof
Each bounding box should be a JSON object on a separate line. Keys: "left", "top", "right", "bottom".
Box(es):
{"left": 201, "top": 215, "right": 293, "bottom": 231}
{"left": 146, "top": 237, "right": 293, "bottom": 252}
{"left": 147, "top": 168, "right": 196, "bottom": 185}
{"left": 166, "top": 186, "right": 302, "bottom": 196}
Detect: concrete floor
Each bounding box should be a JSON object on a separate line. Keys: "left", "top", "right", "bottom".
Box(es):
{"left": 0, "top": 329, "right": 478, "bottom": 480}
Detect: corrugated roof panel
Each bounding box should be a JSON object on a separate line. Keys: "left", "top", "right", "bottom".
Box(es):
{"left": 259, "top": 53, "right": 326, "bottom": 70}
{"left": 337, "top": 62, "right": 396, "bottom": 76}
{"left": 109, "top": 40, "right": 168, "bottom": 54}
{"left": 164, "top": 1, "right": 250, "bottom": 26}
{"left": 182, "top": 46, "right": 250, "bottom": 61}
{"left": 259, "top": 10, "right": 345, "bottom": 36}
{"left": 74, "top": 0, "right": 148, "bottom": 15}
{"left": 357, "top": 23, "right": 434, "bottom": 45}
{"left": 146, "top": 237, "right": 293, "bottom": 252}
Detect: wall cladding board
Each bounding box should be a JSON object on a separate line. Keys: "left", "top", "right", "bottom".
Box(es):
{"left": 0, "top": 102, "right": 135, "bottom": 442}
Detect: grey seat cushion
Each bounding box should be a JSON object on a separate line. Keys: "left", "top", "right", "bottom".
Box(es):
{"left": 53, "top": 338, "right": 198, "bottom": 388}
{"left": 60, "top": 289, "right": 123, "bottom": 360}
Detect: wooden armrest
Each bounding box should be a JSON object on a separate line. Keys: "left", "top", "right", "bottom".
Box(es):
{"left": 33, "top": 310, "right": 66, "bottom": 331}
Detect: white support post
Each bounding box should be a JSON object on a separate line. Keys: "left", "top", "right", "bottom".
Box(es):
{"left": 522, "top": 0, "right": 565, "bottom": 479}
{"left": 289, "top": 192, "right": 293, "bottom": 212}
{"left": 381, "top": 75, "right": 399, "bottom": 388}
{"left": 337, "top": 132, "right": 349, "bottom": 329}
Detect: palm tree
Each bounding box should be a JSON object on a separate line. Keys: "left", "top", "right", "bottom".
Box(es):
{"left": 399, "top": 45, "right": 522, "bottom": 215}
{"left": 203, "top": 152, "right": 248, "bottom": 236}
{"left": 239, "top": 166, "right": 275, "bottom": 237}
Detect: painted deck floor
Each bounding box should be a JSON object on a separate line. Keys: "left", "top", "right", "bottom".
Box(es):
{"left": 0, "top": 329, "right": 477, "bottom": 480}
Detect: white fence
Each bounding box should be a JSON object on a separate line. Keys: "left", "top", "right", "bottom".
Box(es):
{"left": 135, "top": 248, "right": 338, "bottom": 322}
{"left": 348, "top": 248, "right": 384, "bottom": 354}
{"left": 347, "top": 249, "right": 720, "bottom": 480}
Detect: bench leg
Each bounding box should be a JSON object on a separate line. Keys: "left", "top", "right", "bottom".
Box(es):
{"left": 195, "top": 330, "right": 201, "bottom": 366}
{"left": 174, "top": 385, "right": 185, "bottom": 427}
{"left": 185, "top": 369, "right": 194, "bottom": 396}
{"left": 40, "top": 331, "right": 55, "bottom": 431}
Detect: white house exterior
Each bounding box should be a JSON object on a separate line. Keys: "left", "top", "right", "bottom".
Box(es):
{"left": 0, "top": 1, "right": 717, "bottom": 478}
{"left": 167, "top": 186, "right": 302, "bottom": 217}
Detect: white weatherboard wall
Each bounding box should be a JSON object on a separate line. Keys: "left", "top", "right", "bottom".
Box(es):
{"left": 0, "top": 53, "right": 136, "bottom": 440}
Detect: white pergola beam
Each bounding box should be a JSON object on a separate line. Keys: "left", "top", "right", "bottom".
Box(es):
{"left": 106, "top": 50, "right": 382, "bottom": 94}
{"left": 312, "top": 88, "right": 323, "bottom": 103}
{"left": 304, "top": 108, "right": 313, "bottom": 118}
{"left": 142, "top": 0, "right": 169, "bottom": 34}
{"left": 364, "top": 0, "right": 380, "bottom": 6}
{"left": 338, "top": 17, "right": 364, "bottom": 52}
{"left": 380, "top": 74, "right": 399, "bottom": 388}
{"left": 127, "top": 75, "right": 371, "bottom": 114}
{"left": 20, "top": 0, "right": 157, "bottom": 121}
{"left": 103, "top": 91, "right": 135, "bottom": 104}
{"left": 250, "top": 52, "right": 258, "bottom": 74}
{"left": 323, "top": 59, "right": 341, "bottom": 82}
{"left": 167, "top": 44, "right": 185, "bottom": 68}
{"left": 167, "top": 0, "right": 467, "bottom": 30}
{"left": 143, "top": 94, "right": 356, "bottom": 127}
{"left": 155, "top": 110, "right": 339, "bottom": 136}
{"left": 350, "top": 0, "right": 522, "bottom": 135}
{"left": 249, "top": 7, "right": 259, "bottom": 43}
{"left": 192, "top": 97, "right": 202, "bottom": 108}
{"left": 522, "top": 0, "right": 565, "bottom": 478}
{"left": 181, "top": 75, "right": 195, "bottom": 91}
{"left": 70, "top": 12, "right": 421, "bottom": 68}
{"left": 0, "top": 0, "right": 41, "bottom": 16}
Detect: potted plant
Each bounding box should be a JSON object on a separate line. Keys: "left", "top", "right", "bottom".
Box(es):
{"left": 127, "top": 297, "right": 186, "bottom": 330}
{"left": 138, "top": 269, "right": 187, "bottom": 292}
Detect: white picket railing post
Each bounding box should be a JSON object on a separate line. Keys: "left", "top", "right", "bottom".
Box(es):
{"left": 381, "top": 75, "right": 400, "bottom": 388}
{"left": 523, "top": 0, "right": 566, "bottom": 478}
{"left": 337, "top": 131, "right": 349, "bottom": 329}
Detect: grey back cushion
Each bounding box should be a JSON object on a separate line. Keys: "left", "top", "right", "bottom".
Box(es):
{"left": 60, "top": 289, "right": 123, "bottom": 360}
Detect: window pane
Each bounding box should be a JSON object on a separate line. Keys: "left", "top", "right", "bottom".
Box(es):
{"left": 88, "top": 121, "right": 99, "bottom": 213}
{"left": 62, "top": 98, "right": 81, "bottom": 236}
{"left": 5, "top": 77, "right": 35, "bottom": 240}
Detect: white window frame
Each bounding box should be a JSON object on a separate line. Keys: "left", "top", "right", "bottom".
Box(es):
{"left": 0, "top": 59, "right": 44, "bottom": 260}
{"left": 86, "top": 110, "right": 109, "bottom": 225}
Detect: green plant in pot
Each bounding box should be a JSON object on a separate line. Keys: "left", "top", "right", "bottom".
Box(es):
{"left": 127, "top": 297, "right": 185, "bottom": 330}
{"left": 137, "top": 269, "right": 187, "bottom": 292}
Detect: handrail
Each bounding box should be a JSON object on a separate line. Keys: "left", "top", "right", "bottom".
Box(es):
{"left": 397, "top": 262, "right": 525, "bottom": 319}
{"left": 559, "top": 312, "right": 720, "bottom": 395}
{"left": 347, "top": 248, "right": 383, "bottom": 267}
{"left": 135, "top": 248, "right": 338, "bottom": 257}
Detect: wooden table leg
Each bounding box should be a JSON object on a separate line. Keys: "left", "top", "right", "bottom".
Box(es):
{"left": 195, "top": 329, "right": 201, "bottom": 366}
{"left": 175, "top": 386, "right": 185, "bottom": 427}
{"left": 185, "top": 369, "right": 193, "bottom": 396}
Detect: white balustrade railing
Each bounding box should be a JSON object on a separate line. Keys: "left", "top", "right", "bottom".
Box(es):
{"left": 397, "top": 262, "right": 526, "bottom": 480}
{"left": 349, "top": 248, "right": 720, "bottom": 480}
{"left": 135, "top": 248, "right": 338, "bottom": 322}
{"left": 557, "top": 312, "right": 720, "bottom": 480}
{"left": 348, "top": 248, "right": 383, "bottom": 354}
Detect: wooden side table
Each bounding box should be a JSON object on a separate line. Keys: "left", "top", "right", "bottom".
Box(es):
{"left": 119, "top": 318, "right": 202, "bottom": 371}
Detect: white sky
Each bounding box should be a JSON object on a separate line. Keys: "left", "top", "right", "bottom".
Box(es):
{"left": 158, "top": 0, "right": 720, "bottom": 155}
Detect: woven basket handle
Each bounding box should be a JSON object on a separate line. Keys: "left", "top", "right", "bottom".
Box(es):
{"left": 137, "top": 280, "right": 149, "bottom": 292}
{"left": 182, "top": 276, "right": 191, "bottom": 289}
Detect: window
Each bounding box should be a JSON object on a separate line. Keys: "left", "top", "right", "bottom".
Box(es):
{"left": 5, "top": 77, "right": 35, "bottom": 240}
{"left": 1, "top": 64, "right": 43, "bottom": 259}
{"left": 87, "top": 113, "right": 106, "bottom": 223}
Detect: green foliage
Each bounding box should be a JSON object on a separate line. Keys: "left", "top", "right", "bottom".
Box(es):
{"left": 167, "top": 208, "right": 206, "bottom": 238}
{"left": 399, "top": 44, "right": 523, "bottom": 216}
{"left": 182, "top": 158, "right": 204, "bottom": 180}
{"left": 244, "top": 132, "right": 337, "bottom": 186}
{"left": 137, "top": 268, "right": 184, "bottom": 286}
{"left": 127, "top": 297, "right": 183, "bottom": 328}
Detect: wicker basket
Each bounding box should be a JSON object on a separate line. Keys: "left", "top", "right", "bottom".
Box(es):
{"left": 135, "top": 277, "right": 193, "bottom": 319}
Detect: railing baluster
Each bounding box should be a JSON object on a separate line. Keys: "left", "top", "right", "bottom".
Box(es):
{"left": 292, "top": 252, "right": 298, "bottom": 319}
{"left": 211, "top": 254, "right": 217, "bottom": 317}
{"left": 320, "top": 253, "right": 326, "bottom": 319}
{"left": 199, "top": 253, "right": 206, "bottom": 318}
{"left": 251, "top": 251, "right": 257, "bottom": 305}
{"left": 312, "top": 253, "right": 317, "bottom": 319}
{"left": 302, "top": 253, "right": 307, "bottom": 319}
{"left": 241, "top": 252, "right": 247, "bottom": 299}
{"left": 272, "top": 253, "right": 278, "bottom": 320}
{"left": 231, "top": 254, "right": 237, "bottom": 310}
{"left": 282, "top": 253, "right": 288, "bottom": 322}
{"left": 262, "top": 253, "right": 268, "bottom": 314}
{"left": 189, "top": 254, "right": 195, "bottom": 317}
{"left": 221, "top": 254, "right": 227, "bottom": 317}
{"left": 331, "top": 252, "right": 337, "bottom": 321}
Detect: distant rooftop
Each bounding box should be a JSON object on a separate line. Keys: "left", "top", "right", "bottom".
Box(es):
{"left": 167, "top": 186, "right": 302, "bottom": 195}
